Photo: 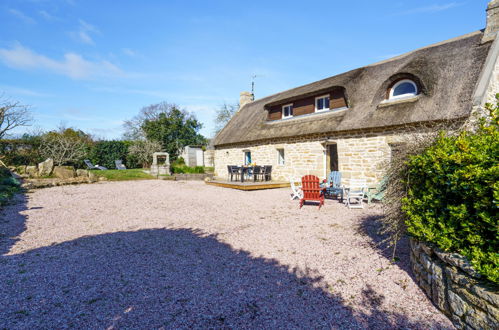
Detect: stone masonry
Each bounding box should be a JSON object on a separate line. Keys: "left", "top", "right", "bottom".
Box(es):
{"left": 214, "top": 128, "right": 416, "bottom": 185}
{"left": 410, "top": 239, "right": 498, "bottom": 329}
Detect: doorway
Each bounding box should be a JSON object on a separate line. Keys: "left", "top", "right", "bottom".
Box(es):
{"left": 326, "top": 144, "right": 339, "bottom": 173}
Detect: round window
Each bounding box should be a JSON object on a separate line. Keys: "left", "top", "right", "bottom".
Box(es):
{"left": 389, "top": 79, "right": 418, "bottom": 100}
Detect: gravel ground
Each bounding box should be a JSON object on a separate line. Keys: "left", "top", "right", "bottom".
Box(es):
{"left": 0, "top": 180, "right": 453, "bottom": 329}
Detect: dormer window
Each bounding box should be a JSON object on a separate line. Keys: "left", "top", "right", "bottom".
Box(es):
{"left": 389, "top": 79, "right": 418, "bottom": 100}
{"left": 282, "top": 104, "right": 293, "bottom": 118}
{"left": 315, "top": 95, "right": 330, "bottom": 112}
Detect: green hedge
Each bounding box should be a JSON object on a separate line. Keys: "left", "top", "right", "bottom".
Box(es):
{"left": 402, "top": 102, "right": 498, "bottom": 283}
{"left": 89, "top": 140, "right": 139, "bottom": 169}
{"left": 0, "top": 136, "right": 43, "bottom": 166}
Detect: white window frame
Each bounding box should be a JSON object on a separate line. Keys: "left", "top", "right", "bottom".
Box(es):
{"left": 389, "top": 79, "right": 418, "bottom": 100}
{"left": 277, "top": 148, "right": 285, "bottom": 165}
{"left": 315, "top": 94, "right": 330, "bottom": 112}
{"left": 282, "top": 103, "right": 293, "bottom": 119}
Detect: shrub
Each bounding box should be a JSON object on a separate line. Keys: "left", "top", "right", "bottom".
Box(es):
{"left": 0, "top": 135, "right": 43, "bottom": 166}
{"left": 171, "top": 165, "right": 205, "bottom": 174}
{"left": 0, "top": 168, "right": 20, "bottom": 206}
{"left": 89, "top": 140, "right": 130, "bottom": 169}
{"left": 40, "top": 128, "right": 92, "bottom": 167}
{"left": 402, "top": 98, "right": 498, "bottom": 283}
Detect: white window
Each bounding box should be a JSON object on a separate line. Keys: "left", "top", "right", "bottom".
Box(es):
{"left": 277, "top": 148, "right": 285, "bottom": 165}
{"left": 282, "top": 104, "right": 293, "bottom": 119}
{"left": 315, "top": 94, "right": 330, "bottom": 112}
{"left": 389, "top": 79, "right": 418, "bottom": 100}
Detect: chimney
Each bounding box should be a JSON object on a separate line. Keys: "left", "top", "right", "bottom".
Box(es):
{"left": 239, "top": 91, "right": 254, "bottom": 109}
{"left": 483, "top": 0, "right": 499, "bottom": 43}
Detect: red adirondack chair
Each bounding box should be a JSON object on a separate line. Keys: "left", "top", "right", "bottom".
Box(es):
{"left": 299, "top": 175, "right": 325, "bottom": 209}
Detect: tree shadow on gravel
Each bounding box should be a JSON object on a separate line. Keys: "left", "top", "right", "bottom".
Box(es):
{"left": 356, "top": 213, "right": 413, "bottom": 276}
{"left": 0, "top": 227, "right": 450, "bottom": 329}
{"left": 0, "top": 192, "right": 29, "bottom": 256}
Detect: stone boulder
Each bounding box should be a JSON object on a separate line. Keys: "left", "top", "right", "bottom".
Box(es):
{"left": 88, "top": 171, "right": 99, "bottom": 182}
{"left": 38, "top": 158, "right": 54, "bottom": 177}
{"left": 76, "top": 169, "right": 89, "bottom": 177}
{"left": 26, "top": 165, "right": 38, "bottom": 178}
{"left": 53, "top": 166, "right": 76, "bottom": 179}
{"left": 16, "top": 165, "right": 27, "bottom": 175}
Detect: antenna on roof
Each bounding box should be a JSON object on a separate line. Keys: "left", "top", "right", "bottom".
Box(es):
{"left": 251, "top": 74, "right": 263, "bottom": 96}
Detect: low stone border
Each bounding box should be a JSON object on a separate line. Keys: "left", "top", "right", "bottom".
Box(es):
{"left": 21, "top": 177, "right": 104, "bottom": 190}
{"left": 410, "top": 238, "right": 498, "bottom": 329}
{"left": 168, "top": 173, "right": 214, "bottom": 181}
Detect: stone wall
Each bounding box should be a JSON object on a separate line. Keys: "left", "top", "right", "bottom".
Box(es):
{"left": 410, "top": 239, "right": 498, "bottom": 329}
{"left": 214, "top": 129, "right": 415, "bottom": 184}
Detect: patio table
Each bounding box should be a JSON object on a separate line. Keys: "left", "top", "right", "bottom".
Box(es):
{"left": 239, "top": 166, "right": 253, "bottom": 183}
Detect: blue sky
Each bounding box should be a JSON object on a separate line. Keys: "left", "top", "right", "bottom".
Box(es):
{"left": 0, "top": 0, "right": 490, "bottom": 139}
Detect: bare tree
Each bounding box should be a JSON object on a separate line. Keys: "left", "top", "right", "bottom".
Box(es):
{"left": 0, "top": 96, "right": 32, "bottom": 139}
{"left": 128, "top": 139, "right": 163, "bottom": 168}
{"left": 40, "top": 129, "right": 90, "bottom": 166}
{"left": 122, "top": 102, "right": 174, "bottom": 140}
{"left": 378, "top": 118, "right": 463, "bottom": 260}
{"left": 213, "top": 102, "right": 239, "bottom": 135}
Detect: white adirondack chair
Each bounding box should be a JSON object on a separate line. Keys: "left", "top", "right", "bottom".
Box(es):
{"left": 290, "top": 177, "right": 303, "bottom": 200}
{"left": 346, "top": 179, "right": 367, "bottom": 209}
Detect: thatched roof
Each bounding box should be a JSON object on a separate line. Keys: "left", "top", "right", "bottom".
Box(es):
{"left": 214, "top": 31, "right": 492, "bottom": 147}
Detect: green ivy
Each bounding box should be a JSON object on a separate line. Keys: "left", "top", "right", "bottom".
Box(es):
{"left": 403, "top": 96, "right": 499, "bottom": 283}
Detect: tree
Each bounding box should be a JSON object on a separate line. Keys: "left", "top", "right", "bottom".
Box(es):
{"left": 213, "top": 102, "right": 238, "bottom": 135}
{"left": 122, "top": 102, "right": 171, "bottom": 140}
{"left": 124, "top": 102, "right": 207, "bottom": 160}
{"left": 0, "top": 96, "right": 32, "bottom": 139}
{"left": 40, "top": 128, "right": 92, "bottom": 166}
{"left": 127, "top": 139, "right": 163, "bottom": 168}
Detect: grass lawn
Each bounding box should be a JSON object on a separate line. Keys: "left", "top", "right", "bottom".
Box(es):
{"left": 90, "top": 169, "right": 155, "bottom": 181}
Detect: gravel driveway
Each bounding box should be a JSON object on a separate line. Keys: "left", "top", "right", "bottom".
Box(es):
{"left": 0, "top": 180, "right": 453, "bottom": 329}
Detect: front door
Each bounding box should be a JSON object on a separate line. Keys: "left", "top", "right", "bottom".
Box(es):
{"left": 326, "top": 144, "right": 339, "bottom": 173}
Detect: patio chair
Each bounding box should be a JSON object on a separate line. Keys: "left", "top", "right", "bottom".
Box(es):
{"left": 366, "top": 176, "right": 388, "bottom": 204}
{"left": 299, "top": 175, "right": 325, "bottom": 209}
{"left": 84, "top": 159, "right": 107, "bottom": 170}
{"left": 227, "top": 165, "right": 240, "bottom": 182}
{"left": 262, "top": 165, "right": 272, "bottom": 181}
{"left": 346, "top": 179, "right": 367, "bottom": 209}
{"left": 115, "top": 160, "right": 127, "bottom": 170}
{"left": 324, "top": 171, "right": 343, "bottom": 201}
{"left": 252, "top": 166, "right": 263, "bottom": 182}
{"left": 290, "top": 177, "right": 303, "bottom": 200}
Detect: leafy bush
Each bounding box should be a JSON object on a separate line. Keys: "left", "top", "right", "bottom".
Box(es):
{"left": 172, "top": 157, "right": 185, "bottom": 166}
{"left": 171, "top": 165, "right": 205, "bottom": 174}
{"left": 0, "top": 168, "right": 20, "bottom": 206}
{"left": 402, "top": 99, "right": 498, "bottom": 283}
{"left": 0, "top": 135, "right": 43, "bottom": 166}
{"left": 89, "top": 140, "right": 130, "bottom": 169}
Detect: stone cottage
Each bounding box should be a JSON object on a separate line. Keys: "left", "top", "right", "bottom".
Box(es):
{"left": 212, "top": 1, "right": 499, "bottom": 184}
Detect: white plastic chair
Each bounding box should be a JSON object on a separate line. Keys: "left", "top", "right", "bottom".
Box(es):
{"left": 346, "top": 179, "right": 367, "bottom": 209}
{"left": 290, "top": 177, "right": 303, "bottom": 200}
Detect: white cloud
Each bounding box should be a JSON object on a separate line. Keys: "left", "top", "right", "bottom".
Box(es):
{"left": 8, "top": 8, "right": 36, "bottom": 24}
{"left": 122, "top": 48, "right": 137, "bottom": 57}
{"left": 0, "top": 85, "right": 53, "bottom": 97}
{"left": 395, "top": 2, "right": 464, "bottom": 15}
{"left": 38, "top": 10, "right": 58, "bottom": 21}
{"left": 71, "top": 19, "right": 100, "bottom": 45}
{"left": 0, "top": 43, "right": 123, "bottom": 80}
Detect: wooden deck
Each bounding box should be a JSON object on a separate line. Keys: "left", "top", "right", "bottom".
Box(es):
{"left": 205, "top": 180, "right": 290, "bottom": 191}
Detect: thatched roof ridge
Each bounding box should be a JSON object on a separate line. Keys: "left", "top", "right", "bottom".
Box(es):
{"left": 214, "top": 31, "right": 492, "bottom": 147}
